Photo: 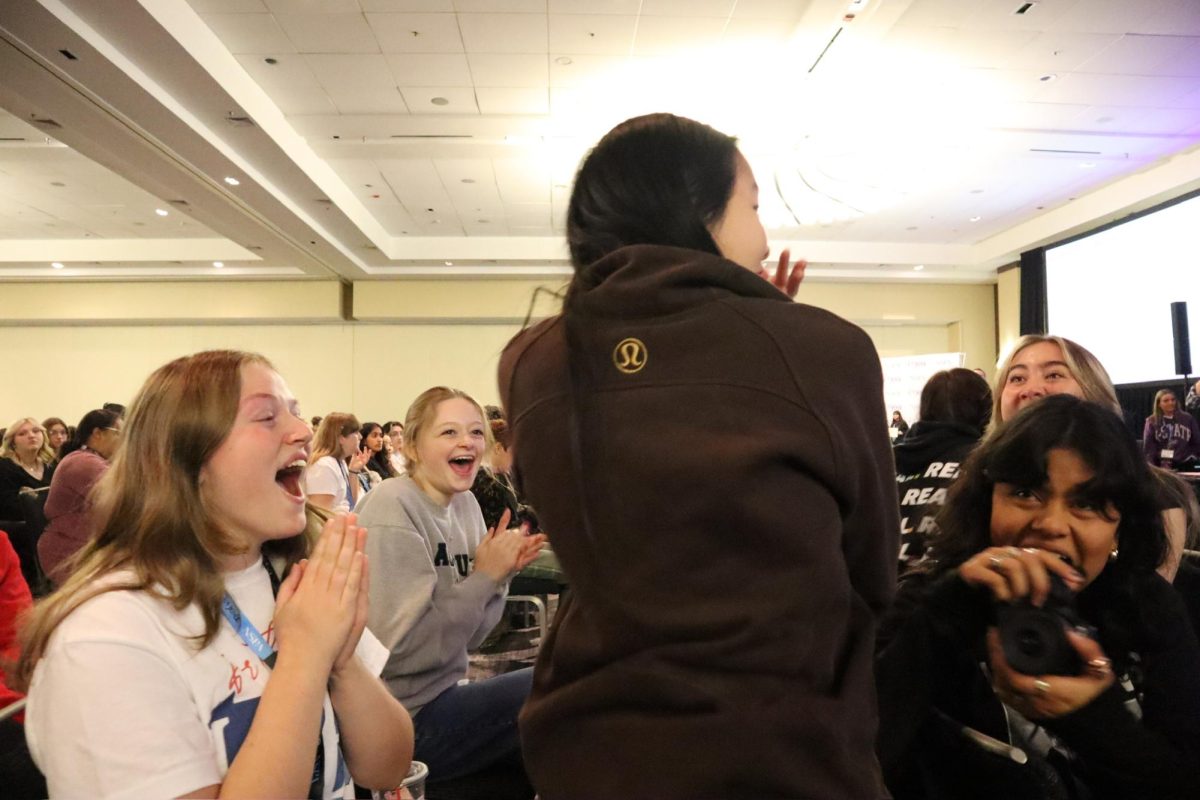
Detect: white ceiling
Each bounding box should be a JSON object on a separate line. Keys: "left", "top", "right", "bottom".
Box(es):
{"left": 0, "top": 0, "right": 1198, "bottom": 282}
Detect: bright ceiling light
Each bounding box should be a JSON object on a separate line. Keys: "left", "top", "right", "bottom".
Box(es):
{"left": 969, "top": 215, "right": 982, "bottom": 222}
{"left": 213, "top": 261, "right": 224, "bottom": 268}
{"left": 224, "top": 176, "right": 240, "bottom": 186}
{"left": 913, "top": 264, "right": 924, "bottom": 271}
{"left": 155, "top": 208, "right": 169, "bottom": 216}
{"left": 51, "top": 262, "right": 64, "bottom": 269}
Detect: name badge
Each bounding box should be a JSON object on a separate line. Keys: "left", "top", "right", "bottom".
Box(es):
{"left": 1161, "top": 449, "right": 1175, "bottom": 460}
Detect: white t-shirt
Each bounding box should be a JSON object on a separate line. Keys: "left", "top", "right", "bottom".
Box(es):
{"left": 306, "top": 455, "right": 352, "bottom": 513}
{"left": 25, "top": 560, "right": 388, "bottom": 800}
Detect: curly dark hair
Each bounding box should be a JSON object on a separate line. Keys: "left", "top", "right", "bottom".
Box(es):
{"left": 929, "top": 394, "right": 1166, "bottom": 578}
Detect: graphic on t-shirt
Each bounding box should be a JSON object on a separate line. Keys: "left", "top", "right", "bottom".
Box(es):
{"left": 432, "top": 542, "right": 471, "bottom": 577}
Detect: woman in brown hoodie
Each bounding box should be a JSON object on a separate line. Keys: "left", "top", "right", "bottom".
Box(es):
{"left": 498, "top": 113, "right": 898, "bottom": 799}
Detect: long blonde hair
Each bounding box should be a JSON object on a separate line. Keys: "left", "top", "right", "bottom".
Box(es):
{"left": 1, "top": 417, "right": 57, "bottom": 466}
{"left": 14, "top": 350, "right": 307, "bottom": 689}
{"left": 310, "top": 412, "right": 360, "bottom": 465}
{"left": 402, "top": 387, "right": 492, "bottom": 476}
{"left": 990, "top": 334, "right": 1120, "bottom": 434}
{"left": 1151, "top": 389, "right": 1178, "bottom": 424}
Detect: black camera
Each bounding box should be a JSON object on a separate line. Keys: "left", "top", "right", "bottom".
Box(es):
{"left": 996, "top": 570, "right": 1085, "bottom": 676}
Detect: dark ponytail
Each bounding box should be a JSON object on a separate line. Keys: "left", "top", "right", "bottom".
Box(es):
{"left": 61, "top": 409, "right": 119, "bottom": 458}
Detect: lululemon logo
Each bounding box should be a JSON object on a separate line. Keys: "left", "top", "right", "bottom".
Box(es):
{"left": 613, "top": 338, "right": 647, "bottom": 374}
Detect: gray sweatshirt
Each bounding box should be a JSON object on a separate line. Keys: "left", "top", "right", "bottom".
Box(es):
{"left": 355, "top": 475, "right": 507, "bottom": 713}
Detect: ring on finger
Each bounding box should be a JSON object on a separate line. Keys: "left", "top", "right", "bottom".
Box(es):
{"left": 988, "top": 555, "right": 1006, "bottom": 569}
{"left": 1033, "top": 679, "right": 1051, "bottom": 696}
{"left": 1087, "top": 657, "right": 1112, "bottom": 678}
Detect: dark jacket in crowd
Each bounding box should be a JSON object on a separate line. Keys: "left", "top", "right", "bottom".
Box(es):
{"left": 469, "top": 467, "right": 538, "bottom": 532}
{"left": 499, "top": 244, "right": 898, "bottom": 799}
{"left": 892, "top": 421, "right": 984, "bottom": 569}
{"left": 876, "top": 567, "right": 1200, "bottom": 800}
{"left": 0, "top": 459, "right": 54, "bottom": 523}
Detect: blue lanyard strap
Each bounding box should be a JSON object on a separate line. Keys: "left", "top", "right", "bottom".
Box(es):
{"left": 221, "top": 592, "right": 277, "bottom": 670}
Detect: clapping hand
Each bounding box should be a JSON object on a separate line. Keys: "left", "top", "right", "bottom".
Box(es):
{"left": 272, "top": 513, "right": 368, "bottom": 675}
{"left": 473, "top": 508, "right": 548, "bottom": 582}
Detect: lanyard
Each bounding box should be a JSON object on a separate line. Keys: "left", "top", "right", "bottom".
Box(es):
{"left": 221, "top": 556, "right": 326, "bottom": 799}
{"left": 220, "top": 561, "right": 278, "bottom": 670}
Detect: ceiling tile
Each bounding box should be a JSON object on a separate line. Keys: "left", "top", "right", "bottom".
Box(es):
{"left": 729, "top": 0, "right": 804, "bottom": 21}
{"left": 329, "top": 88, "right": 411, "bottom": 113}
{"left": 641, "top": 0, "right": 734, "bottom": 16}
{"left": 236, "top": 54, "right": 337, "bottom": 112}
{"left": 361, "top": 0, "right": 454, "bottom": 9}
{"left": 306, "top": 53, "right": 396, "bottom": 88}
{"left": 1073, "top": 33, "right": 1192, "bottom": 75}
{"left": 494, "top": 159, "right": 550, "bottom": 202}
{"left": 386, "top": 53, "right": 473, "bottom": 85}
{"left": 505, "top": 202, "right": 551, "bottom": 225}
{"left": 1047, "top": 0, "right": 1174, "bottom": 35}
{"left": 202, "top": 13, "right": 296, "bottom": 53}
{"left": 1131, "top": 0, "right": 1200, "bottom": 36}
{"left": 190, "top": 0, "right": 268, "bottom": 11}
{"left": 367, "top": 13, "right": 465, "bottom": 52}
{"left": 468, "top": 53, "right": 548, "bottom": 86}
{"left": 475, "top": 87, "right": 549, "bottom": 113}
{"left": 1075, "top": 105, "right": 1200, "bottom": 135}
{"left": 723, "top": 17, "right": 790, "bottom": 46}
{"left": 1004, "top": 31, "right": 1119, "bottom": 72}
{"left": 633, "top": 16, "right": 725, "bottom": 56}
{"left": 548, "top": 14, "right": 636, "bottom": 55}
{"left": 959, "top": 0, "right": 1082, "bottom": 32}
{"left": 398, "top": 86, "right": 481, "bottom": 113}
{"left": 453, "top": 0, "right": 547, "bottom": 11}
{"left": 458, "top": 13, "right": 548, "bottom": 53}
{"left": 548, "top": 53, "right": 627, "bottom": 87}
{"left": 263, "top": 0, "right": 360, "bottom": 11}
{"left": 275, "top": 14, "right": 381, "bottom": 53}
{"left": 895, "top": 0, "right": 976, "bottom": 30}
{"left": 1038, "top": 72, "right": 1198, "bottom": 107}
{"left": 939, "top": 29, "right": 1038, "bottom": 69}
{"left": 549, "top": 0, "right": 639, "bottom": 13}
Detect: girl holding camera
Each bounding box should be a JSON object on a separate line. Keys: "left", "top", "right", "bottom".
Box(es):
{"left": 876, "top": 395, "right": 1200, "bottom": 800}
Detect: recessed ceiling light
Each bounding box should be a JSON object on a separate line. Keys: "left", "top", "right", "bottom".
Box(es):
{"left": 1038, "top": 73, "right": 1057, "bottom": 82}
{"left": 213, "top": 261, "right": 224, "bottom": 268}
{"left": 913, "top": 264, "right": 924, "bottom": 271}
{"left": 1079, "top": 162, "right": 1096, "bottom": 169}
{"left": 461, "top": 178, "right": 475, "bottom": 184}
{"left": 969, "top": 215, "right": 982, "bottom": 222}
{"left": 264, "top": 57, "right": 278, "bottom": 65}
{"left": 51, "top": 262, "right": 64, "bottom": 269}
{"left": 430, "top": 96, "right": 449, "bottom": 106}
{"left": 224, "top": 176, "right": 240, "bottom": 186}
{"left": 444, "top": 261, "right": 453, "bottom": 266}
{"left": 50, "top": 181, "right": 66, "bottom": 187}
{"left": 155, "top": 208, "right": 168, "bottom": 216}
{"left": 554, "top": 56, "right": 573, "bottom": 65}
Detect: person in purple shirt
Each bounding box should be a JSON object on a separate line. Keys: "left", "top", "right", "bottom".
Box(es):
{"left": 1143, "top": 389, "right": 1200, "bottom": 468}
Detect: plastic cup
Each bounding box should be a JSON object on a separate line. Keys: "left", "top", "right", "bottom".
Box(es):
{"left": 370, "top": 760, "right": 429, "bottom": 800}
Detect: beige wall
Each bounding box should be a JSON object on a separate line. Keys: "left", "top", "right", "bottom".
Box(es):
{"left": 996, "top": 265, "right": 1022, "bottom": 365}
{"left": 1, "top": 277, "right": 997, "bottom": 425}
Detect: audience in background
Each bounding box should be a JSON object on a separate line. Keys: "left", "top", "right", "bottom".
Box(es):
{"left": 890, "top": 410, "right": 909, "bottom": 440}
{"left": 384, "top": 420, "right": 407, "bottom": 476}
{"left": 357, "top": 422, "right": 386, "bottom": 494}
{"left": 894, "top": 368, "right": 991, "bottom": 569}
{"left": 355, "top": 387, "right": 544, "bottom": 792}
{"left": 0, "top": 419, "right": 57, "bottom": 524}
{"left": 1143, "top": 389, "right": 1200, "bottom": 469}
{"left": 877, "top": 395, "right": 1200, "bottom": 800}
{"left": 470, "top": 419, "right": 538, "bottom": 533}
{"left": 306, "top": 413, "right": 368, "bottom": 513}
{"left": 14, "top": 350, "right": 413, "bottom": 798}
{"left": 40, "top": 419, "right": 68, "bottom": 460}
{"left": 37, "top": 409, "right": 122, "bottom": 586}
{"left": 366, "top": 422, "right": 398, "bottom": 481}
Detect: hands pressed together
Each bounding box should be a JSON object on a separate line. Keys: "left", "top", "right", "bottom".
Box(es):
{"left": 272, "top": 513, "right": 370, "bottom": 678}
{"left": 959, "top": 546, "right": 1116, "bottom": 719}
{"left": 473, "top": 508, "right": 548, "bottom": 583}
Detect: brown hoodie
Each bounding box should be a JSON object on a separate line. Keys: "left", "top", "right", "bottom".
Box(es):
{"left": 499, "top": 244, "right": 898, "bottom": 799}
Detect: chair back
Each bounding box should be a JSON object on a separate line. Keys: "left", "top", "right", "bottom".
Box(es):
{"left": 13, "top": 487, "right": 50, "bottom": 596}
